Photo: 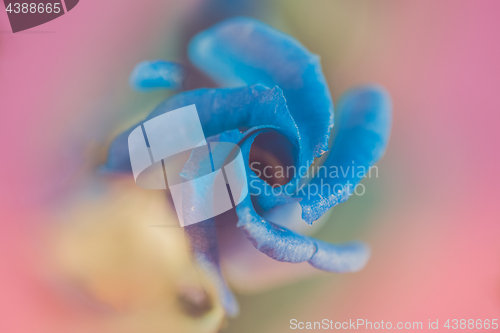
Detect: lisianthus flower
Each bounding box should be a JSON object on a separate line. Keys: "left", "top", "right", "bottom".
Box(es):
{"left": 104, "top": 17, "right": 392, "bottom": 317}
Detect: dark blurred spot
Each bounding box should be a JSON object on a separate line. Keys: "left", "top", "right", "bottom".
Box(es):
{"left": 177, "top": 285, "right": 213, "bottom": 317}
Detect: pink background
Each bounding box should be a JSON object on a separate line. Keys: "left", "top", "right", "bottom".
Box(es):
{"left": 1, "top": 1, "right": 499, "bottom": 332}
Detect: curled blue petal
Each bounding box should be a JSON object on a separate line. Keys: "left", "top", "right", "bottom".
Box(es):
{"left": 129, "top": 60, "right": 186, "bottom": 91}
{"left": 237, "top": 201, "right": 316, "bottom": 263}
{"left": 307, "top": 239, "right": 371, "bottom": 273}
{"left": 237, "top": 198, "right": 370, "bottom": 272}
{"left": 228, "top": 131, "right": 316, "bottom": 262}
{"left": 211, "top": 129, "right": 365, "bottom": 270}
{"left": 299, "top": 85, "right": 392, "bottom": 223}
{"left": 177, "top": 129, "right": 315, "bottom": 264}
{"left": 148, "top": 84, "right": 299, "bottom": 143}
{"left": 103, "top": 84, "right": 300, "bottom": 174}
{"left": 230, "top": 128, "right": 370, "bottom": 272}
{"left": 188, "top": 17, "right": 334, "bottom": 168}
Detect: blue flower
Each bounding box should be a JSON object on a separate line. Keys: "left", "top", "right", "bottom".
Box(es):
{"left": 104, "top": 17, "right": 392, "bottom": 317}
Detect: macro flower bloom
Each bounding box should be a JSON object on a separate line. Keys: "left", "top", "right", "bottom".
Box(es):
{"left": 104, "top": 17, "right": 392, "bottom": 317}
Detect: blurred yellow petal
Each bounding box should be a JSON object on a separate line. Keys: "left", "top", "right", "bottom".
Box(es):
{"left": 46, "top": 176, "right": 224, "bottom": 333}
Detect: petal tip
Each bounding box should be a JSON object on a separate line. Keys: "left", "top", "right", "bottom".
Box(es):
{"left": 308, "top": 240, "right": 371, "bottom": 273}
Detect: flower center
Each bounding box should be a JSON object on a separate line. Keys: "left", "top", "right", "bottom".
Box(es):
{"left": 249, "top": 131, "right": 296, "bottom": 188}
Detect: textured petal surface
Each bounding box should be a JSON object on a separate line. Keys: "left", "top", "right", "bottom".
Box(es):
{"left": 102, "top": 84, "right": 299, "bottom": 173}
{"left": 188, "top": 17, "right": 334, "bottom": 168}
{"left": 300, "top": 85, "right": 392, "bottom": 223}
{"left": 232, "top": 130, "right": 371, "bottom": 272}
{"left": 237, "top": 202, "right": 316, "bottom": 263}
{"left": 307, "top": 239, "right": 371, "bottom": 273}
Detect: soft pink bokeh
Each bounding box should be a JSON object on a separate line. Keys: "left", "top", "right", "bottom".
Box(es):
{"left": 0, "top": 1, "right": 197, "bottom": 331}
{"left": 1, "top": 1, "right": 499, "bottom": 332}
{"left": 271, "top": 1, "right": 500, "bottom": 331}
